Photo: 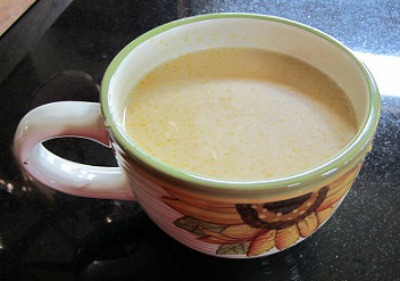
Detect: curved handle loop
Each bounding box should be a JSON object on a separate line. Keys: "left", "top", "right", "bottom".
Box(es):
{"left": 13, "top": 101, "right": 135, "bottom": 200}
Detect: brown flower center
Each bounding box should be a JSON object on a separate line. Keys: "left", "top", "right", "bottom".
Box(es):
{"left": 235, "top": 186, "right": 329, "bottom": 230}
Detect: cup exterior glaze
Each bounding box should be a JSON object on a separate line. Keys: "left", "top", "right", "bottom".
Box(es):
{"left": 101, "top": 14, "right": 380, "bottom": 258}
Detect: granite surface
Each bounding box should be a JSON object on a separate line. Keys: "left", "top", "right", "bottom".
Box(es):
{"left": 0, "top": 0, "right": 399, "bottom": 280}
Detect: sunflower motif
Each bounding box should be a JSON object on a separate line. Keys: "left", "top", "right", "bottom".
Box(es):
{"left": 161, "top": 165, "right": 361, "bottom": 257}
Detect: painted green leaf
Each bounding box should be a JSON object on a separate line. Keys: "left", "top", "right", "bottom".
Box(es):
{"left": 217, "top": 242, "right": 250, "bottom": 255}
{"left": 174, "top": 216, "right": 226, "bottom": 237}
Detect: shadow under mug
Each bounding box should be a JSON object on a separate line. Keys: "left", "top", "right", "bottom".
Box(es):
{"left": 13, "top": 13, "right": 381, "bottom": 258}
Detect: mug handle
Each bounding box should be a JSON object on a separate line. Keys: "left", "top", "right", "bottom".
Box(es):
{"left": 13, "top": 101, "right": 135, "bottom": 201}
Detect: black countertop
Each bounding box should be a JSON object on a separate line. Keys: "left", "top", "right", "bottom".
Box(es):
{"left": 1, "top": 1, "right": 399, "bottom": 280}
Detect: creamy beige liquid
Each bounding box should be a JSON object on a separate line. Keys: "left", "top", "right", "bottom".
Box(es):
{"left": 124, "top": 48, "right": 357, "bottom": 181}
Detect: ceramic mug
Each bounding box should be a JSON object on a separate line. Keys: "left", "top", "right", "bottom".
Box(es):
{"left": 13, "top": 14, "right": 381, "bottom": 258}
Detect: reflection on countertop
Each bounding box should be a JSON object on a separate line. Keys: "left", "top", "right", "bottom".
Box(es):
{"left": 356, "top": 52, "right": 400, "bottom": 97}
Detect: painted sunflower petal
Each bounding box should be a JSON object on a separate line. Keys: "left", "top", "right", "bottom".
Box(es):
{"left": 201, "top": 228, "right": 238, "bottom": 240}
{"left": 316, "top": 206, "right": 337, "bottom": 225}
{"left": 297, "top": 212, "right": 319, "bottom": 238}
{"left": 199, "top": 228, "right": 242, "bottom": 244}
{"left": 220, "top": 224, "right": 260, "bottom": 239}
{"left": 199, "top": 236, "right": 234, "bottom": 244}
{"left": 328, "top": 164, "right": 361, "bottom": 193}
{"left": 162, "top": 198, "right": 243, "bottom": 224}
{"left": 275, "top": 225, "right": 300, "bottom": 250}
{"left": 247, "top": 230, "right": 276, "bottom": 257}
{"left": 317, "top": 182, "right": 352, "bottom": 211}
{"left": 327, "top": 177, "right": 353, "bottom": 195}
{"left": 199, "top": 236, "right": 231, "bottom": 244}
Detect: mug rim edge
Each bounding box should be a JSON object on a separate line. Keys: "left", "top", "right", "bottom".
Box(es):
{"left": 100, "top": 12, "right": 381, "bottom": 192}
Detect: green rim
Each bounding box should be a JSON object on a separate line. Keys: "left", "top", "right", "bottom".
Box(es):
{"left": 100, "top": 13, "right": 381, "bottom": 192}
